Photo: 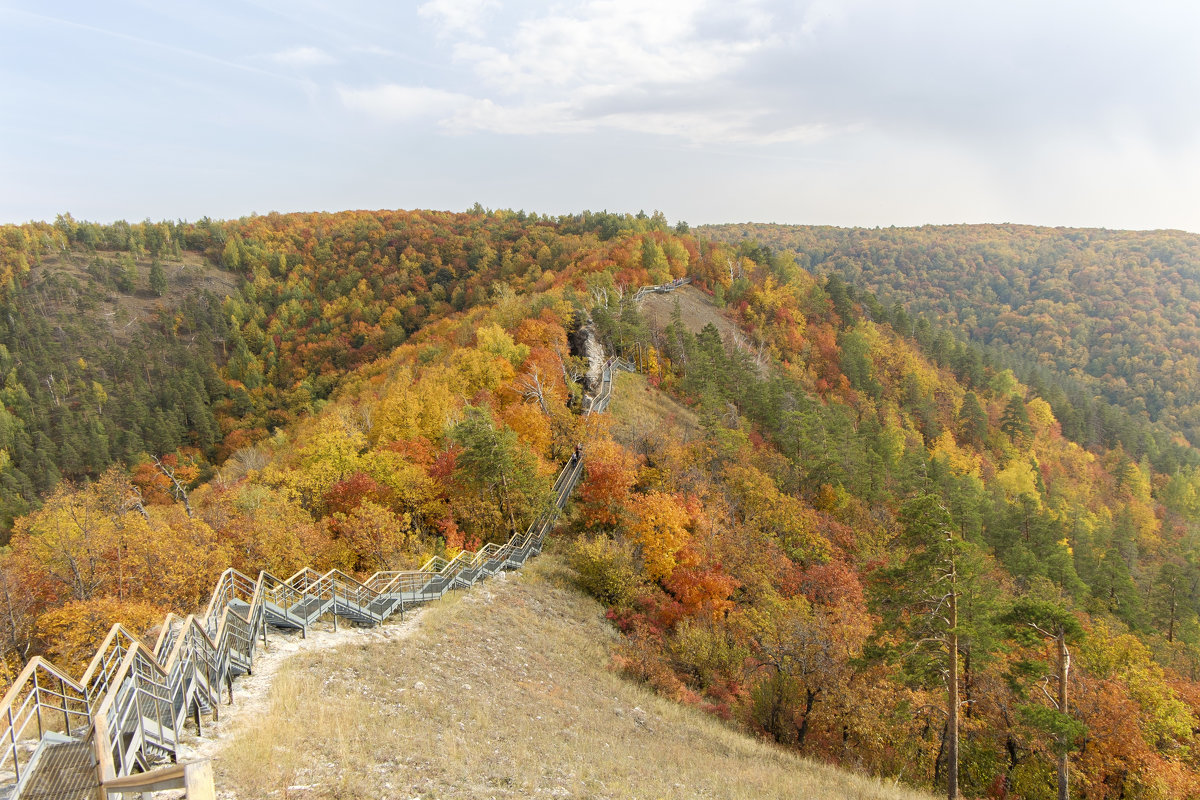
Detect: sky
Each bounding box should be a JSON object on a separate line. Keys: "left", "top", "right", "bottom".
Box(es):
{"left": 2, "top": 0, "right": 1199, "bottom": 231}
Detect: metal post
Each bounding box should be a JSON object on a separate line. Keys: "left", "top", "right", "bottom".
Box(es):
{"left": 34, "top": 672, "right": 43, "bottom": 738}
{"left": 60, "top": 675, "right": 71, "bottom": 735}
{"left": 10, "top": 706, "right": 20, "bottom": 784}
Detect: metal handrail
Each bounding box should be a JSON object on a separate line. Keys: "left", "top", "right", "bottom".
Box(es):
{"left": 632, "top": 275, "right": 692, "bottom": 303}
{"left": 0, "top": 319, "right": 646, "bottom": 797}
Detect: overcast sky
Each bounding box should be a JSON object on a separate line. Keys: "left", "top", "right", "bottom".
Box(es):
{"left": 2, "top": 0, "right": 1199, "bottom": 231}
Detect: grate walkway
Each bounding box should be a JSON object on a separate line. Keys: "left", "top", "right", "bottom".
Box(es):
{"left": 17, "top": 740, "right": 94, "bottom": 800}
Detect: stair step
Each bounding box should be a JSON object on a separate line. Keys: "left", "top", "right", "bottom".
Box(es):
{"left": 17, "top": 739, "right": 96, "bottom": 800}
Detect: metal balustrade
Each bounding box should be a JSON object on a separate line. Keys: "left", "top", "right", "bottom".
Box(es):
{"left": 0, "top": 352, "right": 640, "bottom": 799}
{"left": 632, "top": 276, "right": 692, "bottom": 303}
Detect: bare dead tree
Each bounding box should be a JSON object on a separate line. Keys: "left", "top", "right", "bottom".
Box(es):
{"left": 516, "top": 367, "right": 550, "bottom": 415}
{"left": 154, "top": 456, "right": 193, "bottom": 518}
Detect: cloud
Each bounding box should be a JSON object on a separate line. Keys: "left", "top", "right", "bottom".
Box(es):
{"left": 450, "top": 0, "right": 773, "bottom": 93}
{"left": 342, "top": 81, "right": 839, "bottom": 146}
{"left": 418, "top": 0, "right": 498, "bottom": 38}
{"left": 344, "top": 0, "right": 824, "bottom": 145}
{"left": 345, "top": 0, "right": 1200, "bottom": 155}
{"left": 338, "top": 84, "right": 475, "bottom": 120}
{"left": 269, "top": 46, "right": 336, "bottom": 68}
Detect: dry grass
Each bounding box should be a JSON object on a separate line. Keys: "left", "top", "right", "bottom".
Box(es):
{"left": 639, "top": 285, "right": 738, "bottom": 340}
{"left": 27, "top": 249, "right": 238, "bottom": 339}
{"left": 638, "top": 284, "right": 769, "bottom": 379}
{"left": 215, "top": 556, "right": 931, "bottom": 800}
{"left": 605, "top": 372, "right": 699, "bottom": 448}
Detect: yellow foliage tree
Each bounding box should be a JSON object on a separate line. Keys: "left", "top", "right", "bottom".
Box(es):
{"left": 9, "top": 485, "right": 118, "bottom": 603}
{"left": 476, "top": 323, "right": 530, "bottom": 368}
{"left": 329, "top": 500, "right": 418, "bottom": 572}
{"left": 275, "top": 411, "right": 367, "bottom": 508}
{"left": 123, "top": 506, "right": 231, "bottom": 610}
{"left": 38, "top": 597, "right": 165, "bottom": 675}
{"left": 626, "top": 491, "right": 692, "bottom": 582}
{"left": 930, "top": 430, "right": 982, "bottom": 478}
{"left": 995, "top": 457, "right": 1042, "bottom": 505}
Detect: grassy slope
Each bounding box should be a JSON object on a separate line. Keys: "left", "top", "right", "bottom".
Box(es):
{"left": 215, "top": 555, "right": 931, "bottom": 800}
{"left": 25, "top": 248, "right": 238, "bottom": 339}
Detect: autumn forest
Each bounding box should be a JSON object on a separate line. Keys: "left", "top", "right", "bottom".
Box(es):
{"left": 4, "top": 210, "right": 1200, "bottom": 798}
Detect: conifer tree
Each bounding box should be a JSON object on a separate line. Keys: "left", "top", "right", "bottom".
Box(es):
{"left": 871, "top": 494, "right": 997, "bottom": 799}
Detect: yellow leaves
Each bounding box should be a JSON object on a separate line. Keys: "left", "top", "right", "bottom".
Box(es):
{"left": 451, "top": 347, "right": 515, "bottom": 397}
{"left": 360, "top": 449, "right": 442, "bottom": 523}
{"left": 929, "top": 430, "right": 981, "bottom": 478}
{"left": 10, "top": 484, "right": 119, "bottom": 602}
{"left": 1082, "top": 619, "right": 1197, "bottom": 750}
{"left": 329, "top": 500, "right": 417, "bottom": 572}
{"left": 373, "top": 366, "right": 458, "bottom": 444}
{"left": 475, "top": 323, "right": 530, "bottom": 369}
{"left": 626, "top": 491, "right": 692, "bottom": 582}
{"left": 125, "top": 506, "right": 231, "bottom": 609}
{"left": 995, "top": 457, "right": 1041, "bottom": 504}
{"left": 277, "top": 411, "right": 367, "bottom": 507}
{"left": 662, "top": 238, "right": 690, "bottom": 274}
{"left": 858, "top": 322, "right": 945, "bottom": 404}
{"left": 1026, "top": 397, "right": 1057, "bottom": 438}
{"left": 721, "top": 463, "right": 829, "bottom": 564}
{"left": 205, "top": 482, "right": 330, "bottom": 577}
{"left": 37, "top": 598, "right": 165, "bottom": 675}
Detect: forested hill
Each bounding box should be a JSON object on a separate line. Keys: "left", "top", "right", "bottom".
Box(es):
{"left": 0, "top": 210, "right": 683, "bottom": 535}
{"left": 7, "top": 210, "right": 1200, "bottom": 797}
{"left": 700, "top": 223, "right": 1200, "bottom": 453}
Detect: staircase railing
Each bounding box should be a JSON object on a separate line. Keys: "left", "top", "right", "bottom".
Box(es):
{"left": 632, "top": 275, "right": 691, "bottom": 303}
{"left": 0, "top": 659, "right": 90, "bottom": 789}
{"left": 0, "top": 350, "right": 634, "bottom": 798}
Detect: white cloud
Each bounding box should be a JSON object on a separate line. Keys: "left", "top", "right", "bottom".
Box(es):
{"left": 269, "top": 46, "right": 336, "bottom": 67}
{"left": 418, "top": 0, "right": 498, "bottom": 38}
{"left": 452, "top": 0, "right": 772, "bottom": 93}
{"left": 343, "top": 0, "right": 820, "bottom": 145}
{"left": 338, "top": 84, "right": 475, "bottom": 120}
{"left": 342, "top": 81, "right": 840, "bottom": 146}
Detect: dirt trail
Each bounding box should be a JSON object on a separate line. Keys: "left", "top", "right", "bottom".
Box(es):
{"left": 177, "top": 611, "right": 426, "bottom": 765}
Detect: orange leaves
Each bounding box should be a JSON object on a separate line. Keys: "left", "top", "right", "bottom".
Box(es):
{"left": 204, "top": 482, "right": 332, "bottom": 577}
{"left": 327, "top": 500, "right": 417, "bottom": 572}
{"left": 38, "top": 598, "right": 165, "bottom": 676}
{"left": 123, "top": 506, "right": 230, "bottom": 610}
{"left": 130, "top": 452, "right": 201, "bottom": 507}
{"left": 626, "top": 490, "right": 692, "bottom": 582}
{"left": 578, "top": 439, "right": 640, "bottom": 528}
{"left": 663, "top": 563, "right": 738, "bottom": 621}
{"left": 502, "top": 402, "right": 553, "bottom": 459}
{"left": 323, "top": 472, "right": 390, "bottom": 517}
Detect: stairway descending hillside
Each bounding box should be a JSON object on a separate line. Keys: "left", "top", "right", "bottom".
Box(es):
{"left": 0, "top": 352, "right": 640, "bottom": 799}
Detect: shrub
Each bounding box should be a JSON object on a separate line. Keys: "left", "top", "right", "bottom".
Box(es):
{"left": 569, "top": 534, "right": 639, "bottom": 607}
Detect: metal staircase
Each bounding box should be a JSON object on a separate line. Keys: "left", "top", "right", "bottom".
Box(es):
{"left": 0, "top": 356, "right": 635, "bottom": 799}
{"left": 633, "top": 276, "right": 691, "bottom": 303}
